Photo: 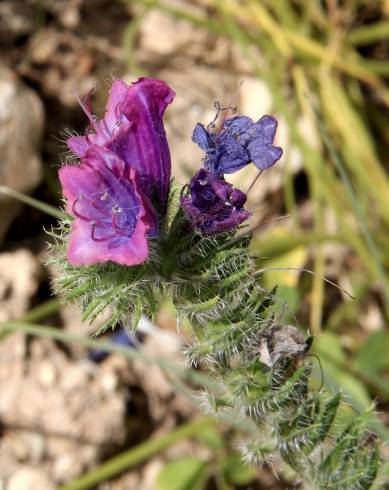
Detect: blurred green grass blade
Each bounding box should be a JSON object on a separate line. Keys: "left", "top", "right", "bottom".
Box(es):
{"left": 228, "top": 1, "right": 389, "bottom": 105}
{"left": 371, "top": 460, "right": 389, "bottom": 490}
{"left": 316, "top": 114, "right": 389, "bottom": 312}
{"left": 0, "top": 320, "right": 218, "bottom": 391}
{"left": 0, "top": 299, "right": 61, "bottom": 342}
{"left": 320, "top": 76, "right": 389, "bottom": 223}
{"left": 59, "top": 418, "right": 214, "bottom": 490}
{"left": 253, "top": 232, "right": 345, "bottom": 260}
{"left": 122, "top": 4, "right": 151, "bottom": 71}
{"left": 314, "top": 333, "right": 389, "bottom": 440}
{"left": 354, "top": 330, "right": 389, "bottom": 373}
{"left": 349, "top": 20, "right": 389, "bottom": 45}
{"left": 361, "top": 59, "right": 389, "bottom": 76}
{"left": 221, "top": 453, "right": 256, "bottom": 486}
{"left": 0, "top": 186, "right": 64, "bottom": 219}
{"left": 267, "top": 0, "right": 299, "bottom": 29}
{"left": 19, "top": 298, "right": 60, "bottom": 323}
{"left": 157, "top": 456, "right": 208, "bottom": 490}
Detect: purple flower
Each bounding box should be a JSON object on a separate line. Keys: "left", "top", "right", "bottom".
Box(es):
{"left": 59, "top": 145, "right": 157, "bottom": 266}
{"left": 67, "top": 78, "right": 175, "bottom": 207}
{"left": 181, "top": 169, "right": 251, "bottom": 234}
{"left": 192, "top": 115, "right": 282, "bottom": 176}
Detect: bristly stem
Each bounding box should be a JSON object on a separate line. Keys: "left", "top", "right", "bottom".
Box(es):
{"left": 49, "top": 208, "right": 380, "bottom": 488}
{"left": 168, "top": 227, "right": 379, "bottom": 489}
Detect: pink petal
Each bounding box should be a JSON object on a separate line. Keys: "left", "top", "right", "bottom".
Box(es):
{"left": 67, "top": 136, "right": 89, "bottom": 157}
{"left": 59, "top": 165, "right": 100, "bottom": 213}
{"left": 67, "top": 216, "right": 149, "bottom": 266}
{"left": 104, "top": 79, "right": 129, "bottom": 131}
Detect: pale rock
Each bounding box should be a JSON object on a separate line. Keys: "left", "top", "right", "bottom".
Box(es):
{"left": 139, "top": 9, "right": 202, "bottom": 57}
{"left": 140, "top": 459, "right": 164, "bottom": 490}
{"left": 7, "top": 467, "right": 54, "bottom": 490}
{"left": 60, "top": 362, "right": 92, "bottom": 391}
{"left": 53, "top": 453, "right": 83, "bottom": 483}
{"left": 0, "top": 334, "right": 127, "bottom": 482}
{"left": 0, "top": 65, "right": 44, "bottom": 241}
{"left": 19, "top": 433, "right": 45, "bottom": 464}
{"left": 0, "top": 249, "right": 40, "bottom": 322}
{"left": 37, "top": 360, "right": 57, "bottom": 387}
{"left": 360, "top": 303, "right": 383, "bottom": 332}
{"left": 99, "top": 370, "right": 119, "bottom": 393}
{"left": 239, "top": 77, "right": 273, "bottom": 119}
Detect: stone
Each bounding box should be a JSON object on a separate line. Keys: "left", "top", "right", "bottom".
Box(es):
{"left": 0, "top": 65, "right": 44, "bottom": 241}
{"left": 7, "top": 467, "right": 54, "bottom": 490}
{"left": 0, "top": 249, "right": 40, "bottom": 322}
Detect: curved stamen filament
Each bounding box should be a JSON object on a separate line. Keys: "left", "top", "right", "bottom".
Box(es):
{"left": 72, "top": 198, "right": 93, "bottom": 221}
{"left": 91, "top": 223, "right": 116, "bottom": 242}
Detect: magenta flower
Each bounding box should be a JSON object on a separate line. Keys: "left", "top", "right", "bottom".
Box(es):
{"left": 181, "top": 169, "right": 251, "bottom": 234}
{"left": 67, "top": 78, "right": 175, "bottom": 206}
{"left": 59, "top": 145, "right": 156, "bottom": 266}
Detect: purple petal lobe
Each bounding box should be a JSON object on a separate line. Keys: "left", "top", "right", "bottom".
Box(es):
{"left": 181, "top": 169, "right": 250, "bottom": 235}
{"left": 103, "top": 79, "right": 129, "bottom": 132}
{"left": 248, "top": 143, "right": 283, "bottom": 170}
{"left": 66, "top": 78, "right": 175, "bottom": 208}
{"left": 247, "top": 115, "right": 278, "bottom": 145}
{"left": 59, "top": 145, "right": 156, "bottom": 266}
{"left": 192, "top": 123, "right": 210, "bottom": 151}
{"left": 67, "top": 136, "right": 90, "bottom": 158}
{"left": 111, "top": 78, "right": 175, "bottom": 205}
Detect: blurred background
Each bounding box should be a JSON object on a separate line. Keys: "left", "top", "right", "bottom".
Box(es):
{"left": 0, "top": 0, "right": 388, "bottom": 489}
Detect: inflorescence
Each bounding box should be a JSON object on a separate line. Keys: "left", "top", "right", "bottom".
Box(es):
{"left": 50, "top": 77, "right": 379, "bottom": 490}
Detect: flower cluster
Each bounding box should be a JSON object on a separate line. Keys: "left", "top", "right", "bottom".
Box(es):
{"left": 60, "top": 78, "right": 175, "bottom": 266}
{"left": 59, "top": 78, "right": 282, "bottom": 264}
{"left": 180, "top": 114, "right": 282, "bottom": 234}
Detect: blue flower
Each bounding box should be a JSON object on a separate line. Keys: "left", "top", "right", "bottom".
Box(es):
{"left": 192, "top": 115, "right": 283, "bottom": 176}
{"left": 181, "top": 113, "right": 283, "bottom": 235}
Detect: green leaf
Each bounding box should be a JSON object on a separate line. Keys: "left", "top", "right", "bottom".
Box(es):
{"left": 221, "top": 453, "right": 256, "bottom": 485}
{"left": 156, "top": 457, "right": 208, "bottom": 490}
{"left": 314, "top": 333, "right": 371, "bottom": 411}
{"left": 194, "top": 426, "right": 225, "bottom": 451}
{"left": 353, "top": 330, "right": 389, "bottom": 374}
{"left": 273, "top": 285, "right": 300, "bottom": 322}
{"left": 314, "top": 332, "right": 346, "bottom": 364}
